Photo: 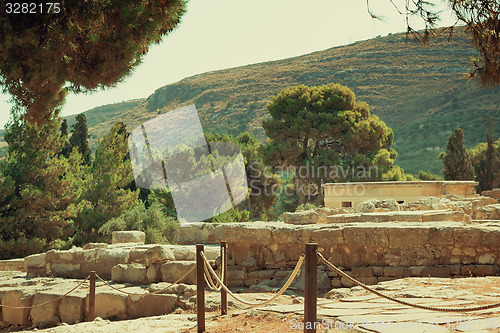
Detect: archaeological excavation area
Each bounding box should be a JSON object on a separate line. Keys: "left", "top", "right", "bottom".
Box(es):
{"left": 0, "top": 191, "right": 499, "bottom": 329}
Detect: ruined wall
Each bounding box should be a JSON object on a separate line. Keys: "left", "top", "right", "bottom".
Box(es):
{"left": 177, "top": 221, "right": 500, "bottom": 288}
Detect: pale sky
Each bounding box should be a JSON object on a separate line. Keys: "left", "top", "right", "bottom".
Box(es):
{"left": 0, "top": 0, "right": 456, "bottom": 129}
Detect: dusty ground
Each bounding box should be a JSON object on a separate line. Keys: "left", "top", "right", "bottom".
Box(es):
{"left": 1, "top": 276, "right": 500, "bottom": 333}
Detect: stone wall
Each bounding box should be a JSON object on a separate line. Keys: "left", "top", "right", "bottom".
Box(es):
{"left": 24, "top": 243, "right": 220, "bottom": 282}
{"left": 176, "top": 221, "right": 500, "bottom": 289}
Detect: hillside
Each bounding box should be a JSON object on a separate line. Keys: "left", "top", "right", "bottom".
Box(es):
{"left": 2, "top": 27, "right": 499, "bottom": 174}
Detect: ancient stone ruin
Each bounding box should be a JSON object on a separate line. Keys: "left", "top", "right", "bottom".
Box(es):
{"left": 0, "top": 189, "right": 499, "bottom": 328}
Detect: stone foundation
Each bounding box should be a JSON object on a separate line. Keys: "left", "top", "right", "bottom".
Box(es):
{"left": 177, "top": 221, "right": 500, "bottom": 288}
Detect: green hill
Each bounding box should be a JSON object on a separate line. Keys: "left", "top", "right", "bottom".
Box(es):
{"left": 1, "top": 27, "right": 499, "bottom": 174}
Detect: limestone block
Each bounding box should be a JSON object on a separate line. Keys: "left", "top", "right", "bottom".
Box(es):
{"left": 248, "top": 270, "right": 276, "bottom": 280}
{"left": 282, "top": 210, "right": 318, "bottom": 225}
{"left": 126, "top": 293, "right": 177, "bottom": 318}
{"left": 161, "top": 261, "right": 196, "bottom": 285}
{"left": 420, "top": 266, "right": 452, "bottom": 278}
{"left": 2, "top": 289, "right": 35, "bottom": 326}
{"left": 356, "top": 276, "right": 378, "bottom": 285}
{"left": 85, "top": 291, "right": 127, "bottom": 320}
{"left": 51, "top": 263, "right": 81, "bottom": 278}
{"left": 327, "top": 213, "right": 361, "bottom": 223}
{"left": 30, "top": 293, "right": 61, "bottom": 327}
{"left": 352, "top": 266, "right": 373, "bottom": 277}
{"left": 130, "top": 245, "right": 175, "bottom": 266}
{"left": 226, "top": 268, "right": 245, "bottom": 281}
{"left": 476, "top": 204, "right": 500, "bottom": 220}
{"left": 356, "top": 199, "right": 380, "bottom": 213}
{"left": 292, "top": 268, "right": 330, "bottom": 291}
{"left": 82, "top": 243, "right": 108, "bottom": 250}
{"left": 482, "top": 188, "right": 500, "bottom": 200}
{"left": 24, "top": 253, "right": 46, "bottom": 269}
{"left": 477, "top": 253, "right": 496, "bottom": 264}
{"left": 81, "top": 248, "right": 130, "bottom": 279}
{"left": 59, "top": 294, "right": 85, "bottom": 324}
{"left": 112, "top": 231, "right": 146, "bottom": 244}
{"left": 383, "top": 267, "right": 410, "bottom": 278}
{"left": 111, "top": 264, "right": 147, "bottom": 285}
{"left": 25, "top": 254, "right": 47, "bottom": 277}
{"left": 147, "top": 263, "right": 162, "bottom": 283}
{"left": 473, "top": 265, "right": 498, "bottom": 276}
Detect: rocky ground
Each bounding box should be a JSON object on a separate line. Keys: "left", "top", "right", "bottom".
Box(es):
{"left": 1, "top": 272, "right": 499, "bottom": 333}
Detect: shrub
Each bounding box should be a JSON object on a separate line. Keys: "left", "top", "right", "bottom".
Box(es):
{"left": 99, "top": 200, "right": 179, "bottom": 244}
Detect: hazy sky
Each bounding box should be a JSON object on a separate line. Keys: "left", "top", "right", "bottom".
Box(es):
{"left": 0, "top": 0, "right": 456, "bottom": 129}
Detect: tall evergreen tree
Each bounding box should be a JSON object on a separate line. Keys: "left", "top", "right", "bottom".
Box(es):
{"left": 262, "top": 83, "right": 394, "bottom": 204}
{"left": 475, "top": 120, "right": 500, "bottom": 192}
{"left": 0, "top": 119, "right": 85, "bottom": 259}
{"left": 73, "top": 122, "right": 139, "bottom": 244}
{"left": 440, "top": 128, "right": 475, "bottom": 180}
{"left": 69, "top": 114, "right": 91, "bottom": 165}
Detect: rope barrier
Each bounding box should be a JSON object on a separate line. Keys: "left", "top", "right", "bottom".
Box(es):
{"left": 204, "top": 251, "right": 224, "bottom": 291}
{"left": 201, "top": 251, "right": 304, "bottom": 307}
{"left": 317, "top": 252, "right": 500, "bottom": 313}
{"left": 95, "top": 264, "right": 196, "bottom": 296}
{"left": 0, "top": 275, "right": 90, "bottom": 309}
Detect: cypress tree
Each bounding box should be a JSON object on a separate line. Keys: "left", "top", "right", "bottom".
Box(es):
{"left": 440, "top": 128, "right": 474, "bottom": 180}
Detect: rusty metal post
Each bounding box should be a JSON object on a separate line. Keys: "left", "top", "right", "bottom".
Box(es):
{"left": 220, "top": 241, "right": 228, "bottom": 315}
{"left": 88, "top": 271, "right": 96, "bottom": 322}
{"left": 196, "top": 244, "right": 205, "bottom": 332}
{"left": 304, "top": 243, "right": 317, "bottom": 333}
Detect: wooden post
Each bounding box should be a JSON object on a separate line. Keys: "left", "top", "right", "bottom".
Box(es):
{"left": 88, "top": 271, "right": 96, "bottom": 322}
{"left": 196, "top": 244, "right": 205, "bottom": 333}
{"left": 304, "top": 243, "right": 317, "bottom": 333}
{"left": 220, "top": 241, "right": 228, "bottom": 315}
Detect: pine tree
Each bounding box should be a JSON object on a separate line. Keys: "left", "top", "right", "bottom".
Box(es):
{"left": 69, "top": 114, "right": 91, "bottom": 164}
{"left": 73, "top": 122, "right": 139, "bottom": 244}
{"left": 475, "top": 120, "right": 500, "bottom": 192}
{"left": 0, "top": 119, "right": 85, "bottom": 258}
{"left": 440, "top": 128, "right": 475, "bottom": 180}
{"left": 0, "top": 0, "right": 186, "bottom": 125}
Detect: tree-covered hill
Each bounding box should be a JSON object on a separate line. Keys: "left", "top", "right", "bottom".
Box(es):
{"left": 2, "top": 27, "right": 499, "bottom": 174}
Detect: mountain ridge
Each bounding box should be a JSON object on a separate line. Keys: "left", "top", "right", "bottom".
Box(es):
{"left": 1, "top": 27, "right": 499, "bottom": 174}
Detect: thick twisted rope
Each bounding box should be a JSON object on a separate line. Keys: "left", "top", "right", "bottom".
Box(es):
{"left": 95, "top": 264, "right": 196, "bottom": 296}
{"left": 317, "top": 252, "right": 500, "bottom": 313}
{"left": 201, "top": 251, "right": 304, "bottom": 307}
{"left": 0, "top": 275, "right": 90, "bottom": 309}
{"left": 204, "top": 251, "right": 224, "bottom": 291}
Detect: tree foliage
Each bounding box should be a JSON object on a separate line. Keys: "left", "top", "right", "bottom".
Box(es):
{"left": 99, "top": 197, "right": 179, "bottom": 244}
{"left": 0, "top": 119, "right": 85, "bottom": 258}
{"left": 0, "top": 0, "right": 186, "bottom": 124}
{"left": 69, "top": 114, "right": 91, "bottom": 164}
{"left": 206, "top": 132, "right": 280, "bottom": 220}
{"left": 440, "top": 128, "right": 475, "bottom": 180}
{"left": 262, "top": 83, "right": 394, "bottom": 204}
{"left": 73, "top": 122, "right": 139, "bottom": 244}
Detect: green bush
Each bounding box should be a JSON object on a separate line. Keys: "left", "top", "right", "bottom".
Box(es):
{"left": 99, "top": 200, "right": 179, "bottom": 244}
{"left": 295, "top": 203, "right": 317, "bottom": 211}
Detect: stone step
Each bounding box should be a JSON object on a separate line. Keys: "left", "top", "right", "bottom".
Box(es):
{"left": 326, "top": 209, "right": 467, "bottom": 223}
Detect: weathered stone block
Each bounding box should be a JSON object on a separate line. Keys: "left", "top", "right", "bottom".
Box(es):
{"left": 420, "top": 266, "right": 452, "bottom": 278}
{"left": 161, "top": 261, "right": 196, "bottom": 285}
{"left": 59, "top": 294, "right": 85, "bottom": 324}
{"left": 126, "top": 293, "right": 177, "bottom": 318}
{"left": 111, "top": 263, "right": 147, "bottom": 285}
{"left": 352, "top": 266, "right": 373, "bottom": 277}
{"left": 2, "top": 290, "right": 35, "bottom": 326}
{"left": 383, "top": 267, "right": 410, "bottom": 278}
{"left": 85, "top": 291, "right": 127, "bottom": 320}
{"left": 30, "top": 293, "right": 61, "bottom": 327}
{"left": 147, "top": 263, "right": 162, "bottom": 283}
{"left": 112, "top": 231, "right": 145, "bottom": 244}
